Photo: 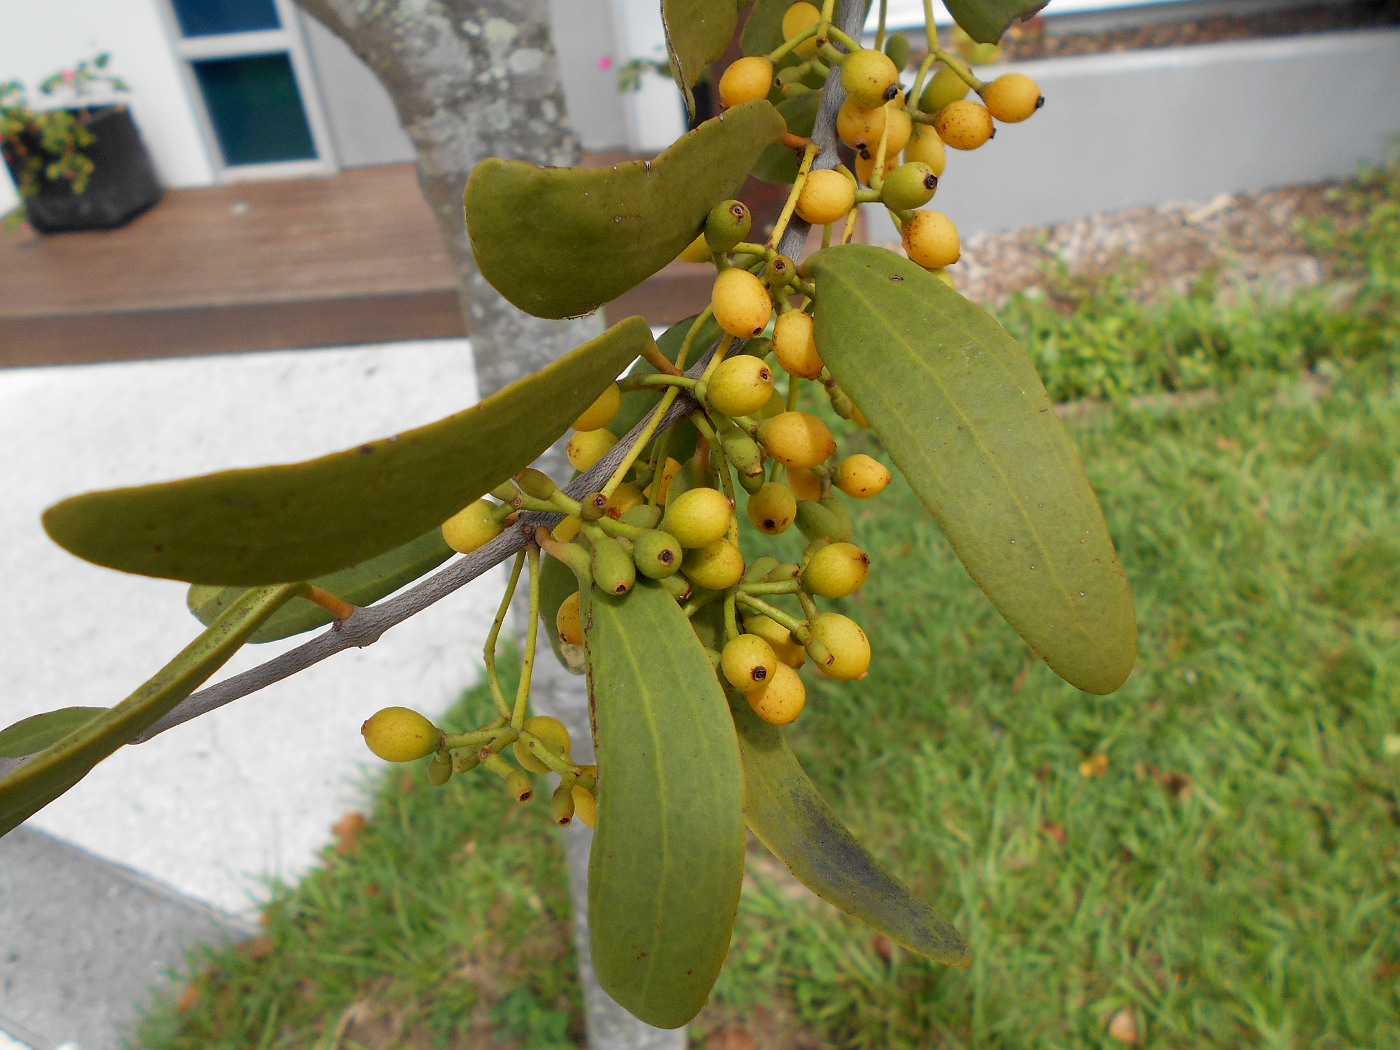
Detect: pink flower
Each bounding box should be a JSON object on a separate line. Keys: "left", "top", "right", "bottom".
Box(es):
{"left": 62, "top": 69, "right": 77, "bottom": 83}
{"left": 598, "top": 55, "right": 613, "bottom": 71}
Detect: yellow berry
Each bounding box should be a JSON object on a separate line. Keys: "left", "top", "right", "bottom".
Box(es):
{"left": 807, "top": 612, "right": 871, "bottom": 680}
{"left": 835, "top": 454, "right": 892, "bottom": 498}
{"left": 605, "top": 482, "right": 645, "bottom": 519}
{"left": 719, "top": 56, "right": 774, "bottom": 109}
{"left": 556, "top": 589, "right": 584, "bottom": 646}
{"left": 796, "top": 168, "right": 857, "bottom": 226}
{"left": 677, "top": 231, "right": 712, "bottom": 263}
{"left": 879, "top": 107, "right": 912, "bottom": 157}
{"left": 758, "top": 411, "right": 837, "bottom": 469}
{"left": 712, "top": 267, "right": 773, "bottom": 339}
{"left": 841, "top": 48, "right": 901, "bottom": 110}
{"left": 682, "top": 538, "right": 745, "bottom": 591}
{"left": 662, "top": 486, "right": 733, "bottom": 548}
{"left": 935, "top": 99, "right": 995, "bottom": 150}
{"left": 514, "top": 714, "right": 572, "bottom": 774}
{"left": 904, "top": 124, "right": 947, "bottom": 177}
{"left": 980, "top": 73, "right": 1043, "bottom": 123}
{"left": 361, "top": 706, "right": 442, "bottom": 763}
{"left": 442, "top": 499, "right": 504, "bottom": 554}
{"left": 572, "top": 784, "right": 598, "bottom": 828}
{"left": 786, "top": 466, "right": 824, "bottom": 502}
{"left": 744, "top": 614, "right": 806, "bottom": 668}
{"left": 782, "top": 1, "right": 822, "bottom": 59}
{"left": 553, "top": 515, "right": 583, "bottom": 543}
{"left": 567, "top": 428, "right": 617, "bottom": 471}
{"left": 837, "top": 99, "right": 886, "bottom": 152}
{"left": 854, "top": 144, "right": 901, "bottom": 187}
{"left": 721, "top": 633, "right": 780, "bottom": 692}
{"left": 803, "top": 541, "right": 870, "bottom": 598}
{"left": 573, "top": 383, "right": 621, "bottom": 432}
{"left": 902, "top": 210, "right": 961, "bottom": 270}
{"left": 773, "top": 310, "right": 824, "bottom": 379}
{"left": 747, "top": 481, "right": 798, "bottom": 534}
{"left": 707, "top": 355, "right": 776, "bottom": 417}
{"left": 746, "top": 662, "right": 807, "bottom": 725}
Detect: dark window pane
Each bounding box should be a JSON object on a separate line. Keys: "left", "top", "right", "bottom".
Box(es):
{"left": 194, "top": 54, "right": 316, "bottom": 166}
{"left": 171, "top": 0, "right": 281, "bottom": 37}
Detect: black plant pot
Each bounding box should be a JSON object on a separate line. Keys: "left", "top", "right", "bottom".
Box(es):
{"left": 5, "top": 105, "right": 162, "bottom": 234}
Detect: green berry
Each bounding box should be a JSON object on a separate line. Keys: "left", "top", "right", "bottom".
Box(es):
{"left": 705, "top": 199, "right": 752, "bottom": 253}
{"left": 633, "top": 529, "right": 683, "bottom": 579}
{"left": 918, "top": 63, "right": 971, "bottom": 114}
{"left": 881, "top": 162, "right": 938, "bottom": 211}
{"left": 662, "top": 487, "right": 733, "bottom": 548}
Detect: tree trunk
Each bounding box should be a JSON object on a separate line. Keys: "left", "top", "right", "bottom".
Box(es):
{"left": 291, "top": 2, "right": 680, "bottom": 1045}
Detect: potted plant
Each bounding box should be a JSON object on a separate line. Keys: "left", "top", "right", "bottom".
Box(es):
{"left": 1, "top": 52, "right": 161, "bottom": 233}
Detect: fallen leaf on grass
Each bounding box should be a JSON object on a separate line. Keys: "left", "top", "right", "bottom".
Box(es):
{"left": 871, "top": 933, "right": 894, "bottom": 961}
{"left": 1040, "top": 821, "right": 1068, "bottom": 845}
{"left": 1108, "top": 1007, "right": 1140, "bottom": 1043}
{"left": 708, "top": 1026, "right": 759, "bottom": 1050}
{"left": 236, "top": 935, "right": 275, "bottom": 960}
{"left": 175, "top": 983, "right": 202, "bottom": 1013}
{"left": 1079, "top": 753, "right": 1110, "bottom": 778}
{"left": 331, "top": 811, "right": 369, "bottom": 854}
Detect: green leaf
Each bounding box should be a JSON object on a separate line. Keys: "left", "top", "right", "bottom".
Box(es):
{"left": 43, "top": 318, "right": 653, "bottom": 586}
{"left": 0, "top": 585, "right": 300, "bottom": 838}
{"left": 662, "top": 0, "right": 739, "bottom": 119}
{"left": 186, "top": 528, "right": 453, "bottom": 643}
{"left": 0, "top": 708, "right": 106, "bottom": 759}
{"left": 810, "top": 245, "right": 1137, "bottom": 694}
{"left": 752, "top": 91, "right": 819, "bottom": 185}
{"left": 944, "top": 0, "right": 1050, "bottom": 43}
{"left": 465, "top": 100, "right": 784, "bottom": 319}
{"left": 584, "top": 581, "right": 745, "bottom": 1029}
{"left": 741, "top": 0, "right": 790, "bottom": 57}
{"left": 609, "top": 312, "right": 721, "bottom": 463}
{"left": 731, "top": 692, "right": 972, "bottom": 966}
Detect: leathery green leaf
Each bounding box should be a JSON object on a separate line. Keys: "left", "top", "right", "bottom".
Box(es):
{"left": 731, "top": 692, "right": 971, "bottom": 965}
{"left": 810, "top": 245, "right": 1136, "bottom": 694}
{"left": 752, "top": 91, "right": 819, "bottom": 185}
{"left": 662, "top": 0, "right": 739, "bottom": 118}
{"left": 741, "top": 0, "right": 790, "bottom": 57}
{"left": 944, "top": 0, "right": 1050, "bottom": 43}
{"left": 186, "top": 527, "right": 453, "bottom": 643}
{"left": 464, "top": 100, "right": 784, "bottom": 319}
{"left": 0, "top": 708, "right": 106, "bottom": 759}
{"left": 584, "top": 581, "right": 744, "bottom": 1029}
{"left": 43, "top": 318, "right": 653, "bottom": 586}
{"left": 0, "top": 584, "right": 300, "bottom": 838}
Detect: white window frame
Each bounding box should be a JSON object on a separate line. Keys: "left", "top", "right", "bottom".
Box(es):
{"left": 158, "top": 0, "right": 338, "bottom": 181}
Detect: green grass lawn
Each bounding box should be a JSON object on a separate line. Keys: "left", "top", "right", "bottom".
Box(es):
{"left": 134, "top": 166, "right": 1399, "bottom": 1049}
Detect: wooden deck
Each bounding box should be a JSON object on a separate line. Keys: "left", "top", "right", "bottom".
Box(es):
{"left": 0, "top": 162, "right": 714, "bottom": 368}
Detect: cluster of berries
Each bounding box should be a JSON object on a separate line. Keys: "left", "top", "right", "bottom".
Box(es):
{"left": 713, "top": 5, "right": 1045, "bottom": 277}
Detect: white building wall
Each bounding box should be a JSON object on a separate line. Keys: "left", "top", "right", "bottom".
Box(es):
{"left": 0, "top": 0, "right": 215, "bottom": 213}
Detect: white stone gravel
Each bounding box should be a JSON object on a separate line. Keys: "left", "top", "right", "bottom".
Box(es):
{"left": 0, "top": 340, "right": 505, "bottom": 918}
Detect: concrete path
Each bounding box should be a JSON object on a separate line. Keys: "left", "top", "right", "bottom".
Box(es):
{"left": 0, "top": 340, "right": 504, "bottom": 1049}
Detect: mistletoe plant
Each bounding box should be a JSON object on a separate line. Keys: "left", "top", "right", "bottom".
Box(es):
{"left": 0, "top": 0, "right": 1136, "bottom": 1030}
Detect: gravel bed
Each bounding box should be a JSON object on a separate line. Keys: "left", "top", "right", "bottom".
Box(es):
{"left": 939, "top": 180, "right": 1359, "bottom": 307}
